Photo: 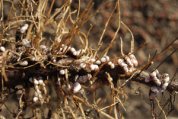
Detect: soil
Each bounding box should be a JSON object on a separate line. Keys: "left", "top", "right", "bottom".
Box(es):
{"left": 0, "top": 0, "right": 178, "bottom": 119}
{"left": 80, "top": 0, "right": 178, "bottom": 118}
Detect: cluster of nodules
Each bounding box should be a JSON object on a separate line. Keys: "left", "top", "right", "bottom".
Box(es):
{"left": 19, "top": 24, "right": 31, "bottom": 47}
{"left": 59, "top": 44, "right": 85, "bottom": 57}
{"left": 55, "top": 53, "right": 138, "bottom": 94}
{"left": 8, "top": 23, "right": 140, "bottom": 75}
{"left": 78, "top": 53, "right": 138, "bottom": 74}
{"left": 19, "top": 24, "right": 86, "bottom": 61}
{"left": 57, "top": 76, "right": 83, "bottom": 94}
{"left": 57, "top": 69, "right": 93, "bottom": 93}
{"left": 0, "top": 44, "right": 30, "bottom": 66}
{"left": 30, "top": 77, "right": 48, "bottom": 104}
{"left": 79, "top": 55, "right": 111, "bottom": 71}
{"left": 117, "top": 54, "right": 138, "bottom": 73}
{"left": 145, "top": 70, "right": 170, "bottom": 96}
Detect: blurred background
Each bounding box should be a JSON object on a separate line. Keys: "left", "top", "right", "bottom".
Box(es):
{"left": 71, "top": 0, "right": 178, "bottom": 118}
{"left": 1, "top": 0, "right": 178, "bottom": 118}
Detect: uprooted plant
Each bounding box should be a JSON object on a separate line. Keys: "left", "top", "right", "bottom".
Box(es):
{"left": 0, "top": 0, "right": 178, "bottom": 118}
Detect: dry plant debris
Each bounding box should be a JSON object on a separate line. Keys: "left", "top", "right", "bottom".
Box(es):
{"left": 0, "top": 0, "right": 178, "bottom": 119}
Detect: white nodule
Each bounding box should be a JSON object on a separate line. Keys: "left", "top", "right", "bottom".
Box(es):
{"left": 73, "top": 51, "right": 77, "bottom": 56}
{"left": 162, "top": 74, "right": 170, "bottom": 83}
{"left": 125, "top": 56, "right": 134, "bottom": 67}
{"left": 22, "top": 39, "right": 31, "bottom": 46}
{"left": 155, "top": 70, "right": 159, "bottom": 75}
{"left": 57, "top": 77, "right": 61, "bottom": 85}
{"left": 123, "top": 66, "right": 129, "bottom": 73}
{"left": 34, "top": 79, "right": 39, "bottom": 85}
{"left": 128, "top": 67, "right": 135, "bottom": 73}
{"left": 150, "top": 71, "right": 157, "bottom": 78}
{"left": 70, "top": 47, "right": 76, "bottom": 53}
{"left": 75, "top": 50, "right": 81, "bottom": 56}
{"left": 80, "top": 63, "right": 86, "bottom": 68}
{"left": 19, "top": 61, "right": 28, "bottom": 66}
{"left": 129, "top": 54, "right": 138, "bottom": 67}
{"left": 90, "top": 58, "right": 96, "bottom": 62}
{"left": 0, "top": 46, "right": 6, "bottom": 52}
{"left": 118, "top": 59, "right": 124, "bottom": 65}
{"left": 60, "top": 69, "right": 65, "bottom": 75}
{"left": 162, "top": 82, "right": 169, "bottom": 90}
{"left": 119, "top": 60, "right": 128, "bottom": 68}
{"left": 87, "top": 74, "right": 92, "bottom": 79}
{"left": 33, "top": 96, "right": 39, "bottom": 102}
{"left": 20, "top": 24, "right": 29, "bottom": 33}
{"left": 73, "top": 82, "right": 81, "bottom": 93}
{"left": 153, "top": 77, "right": 161, "bottom": 86}
{"left": 40, "top": 45, "right": 47, "bottom": 50}
{"left": 59, "top": 48, "right": 63, "bottom": 51}
{"left": 101, "top": 57, "right": 107, "bottom": 63}
{"left": 108, "top": 61, "right": 115, "bottom": 69}
{"left": 90, "top": 64, "right": 99, "bottom": 71}
{"left": 95, "top": 60, "right": 101, "bottom": 65}
{"left": 132, "top": 59, "right": 138, "bottom": 67}
{"left": 105, "top": 56, "right": 110, "bottom": 61}
{"left": 38, "top": 80, "right": 44, "bottom": 85}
